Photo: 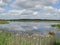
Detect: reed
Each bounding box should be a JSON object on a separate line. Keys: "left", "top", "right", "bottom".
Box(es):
{"left": 0, "top": 30, "right": 60, "bottom": 45}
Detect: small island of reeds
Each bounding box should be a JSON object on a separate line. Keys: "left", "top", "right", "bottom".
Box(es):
{"left": 0, "top": 21, "right": 9, "bottom": 24}
{"left": 51, "top": 24, "right": 60, "bottom": 28}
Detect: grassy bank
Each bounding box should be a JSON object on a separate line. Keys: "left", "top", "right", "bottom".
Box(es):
{"left": 0, "top": 21, "right": 9, "bottom": 24}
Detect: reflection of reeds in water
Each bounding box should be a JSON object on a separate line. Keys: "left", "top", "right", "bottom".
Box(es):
{"left": 0, "top": 30, "right": 60, "bottom": 45}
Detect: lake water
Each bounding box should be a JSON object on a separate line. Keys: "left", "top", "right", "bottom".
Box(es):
{"left": 0, "top": 21, "right": 60, "bottom": 37}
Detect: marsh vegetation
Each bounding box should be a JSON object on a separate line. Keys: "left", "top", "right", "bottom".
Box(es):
{"left": 0, "top": 30, "right": 60, "bottom": 45}
{"left": 0, "top": 21, "right": 9, "bottom": 24}
{"left": 51, "top": 24, "right": 60, "bottom": 28}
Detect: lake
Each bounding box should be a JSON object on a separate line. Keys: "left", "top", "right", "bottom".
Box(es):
{"left": 0, "top": 21, "right": 60, "bottom": 38}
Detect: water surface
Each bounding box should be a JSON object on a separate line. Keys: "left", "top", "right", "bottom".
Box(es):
{"left": 0, "top": 21, "right": 60, "bottom": 37}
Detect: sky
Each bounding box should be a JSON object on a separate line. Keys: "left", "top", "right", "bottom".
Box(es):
{"left": 0, "top": 0, "right": 60, "bottom": 20}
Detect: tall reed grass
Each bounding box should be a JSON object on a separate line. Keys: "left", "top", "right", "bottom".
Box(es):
{"left": 0, "top": 30, "right": 60, "bottom": 45}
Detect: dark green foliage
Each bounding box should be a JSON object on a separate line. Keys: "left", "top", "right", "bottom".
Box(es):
{"left": 51, "top": 24, "right": 60, "bottom": 28}
{"left": 53, "top": 38, "right": 60, "bottom": 45}
{"left": 53, "top": 42, "right": 60, "bottom": 45}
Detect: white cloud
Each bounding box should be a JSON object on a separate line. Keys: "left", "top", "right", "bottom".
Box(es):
{"left": 3, "top": 0, "right": 13, "bottom": 3}
{"left": 0, "top": 0, "right": 13, "bottom": 7}
{"left": 0, "top": 6, "right": 60, "bottom": 19}
{"left": 0, "top": 8, "right": 5, "bottom": 12}
{"left": 0, "top": 3, "right": 6, "bottom": 6}
{"left": 8, "top": 9, "right": 26, "bottom": 15}
{"left": 21, "top": 10, "right": 34, "bottom": 15}
{"left": 0, "top": 0, "right": 60, "bottom": 19}
{"left": 11, "top": 0, "right": 58, "bottom": 9}
{"left": 33, "top": 12, "right": 38, "bottom": 15}
{"left": 0, "top": 1, "right": 7, "bottom": 7}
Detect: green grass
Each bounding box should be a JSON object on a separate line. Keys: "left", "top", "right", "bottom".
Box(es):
{"left": 0, "top": 30, "right": 60, "bottom": 45}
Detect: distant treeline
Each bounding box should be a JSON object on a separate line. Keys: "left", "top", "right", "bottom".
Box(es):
{"left": 0, "top": 19, "right": 60, "bottom": 22}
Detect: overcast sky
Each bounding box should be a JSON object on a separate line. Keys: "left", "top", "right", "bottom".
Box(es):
{"left": 0, "top": 0, "right": 60, "bottom": 19}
